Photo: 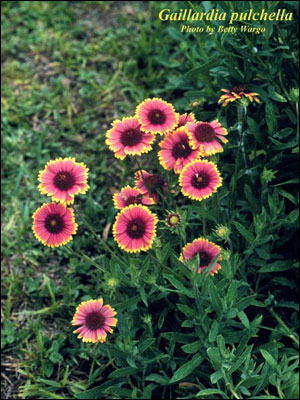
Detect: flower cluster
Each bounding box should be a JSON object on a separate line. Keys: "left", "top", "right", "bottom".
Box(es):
{"left": 106, "top": 97, "right": 227, "bottom": 275}
{"left": 32, "top": 159, "right": 118, "bottom": 344}
{"left": 32, "top": 157, "right": 89, "bottom": 247}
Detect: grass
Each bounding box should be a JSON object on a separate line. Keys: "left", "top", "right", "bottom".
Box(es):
{"left": 1, "top": 1, "right": 299, "bottom": 399}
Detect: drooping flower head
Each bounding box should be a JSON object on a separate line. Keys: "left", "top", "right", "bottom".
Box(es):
{"left": 177, "top": 112, "right": 196, "bottom": 127}
{"left": 134, "top": 170, "right": 167, "bottom": 203}
{"left": 218, "top": 86, "right": 260, "bottom": 107}
{"left": 158, "top": 128, "right": 202, "bottom": 174}
{"left": 106, "top": 117, "right": 155, "bottom": 160}
{"left": 32, "top": 203, "right": 77, "bottom": 247}
{"left": 113, "top": 185, "right": 154, "bottom": 209}
{"left": 136, "top": 98, "right": 179, "bottom": 135}
{"left": 72, "top": 299, "right": 117, "bottom": 343}
{"left": 186, "top": 120, "right": 228, "bottom": 157}
{"left": 166, "top": 212, "right": 181, "bottom": 228}
{"left": 113, "top": 205, "right": 158, "bottom": 253}
{"left": 180, "top": 238, "right": 222, "bottom": 275}
{"left": 38, "top": 157, "right": 89, "bottom": 205}
{"left": 179, "top": 160, "right": 222, "bottom": 201}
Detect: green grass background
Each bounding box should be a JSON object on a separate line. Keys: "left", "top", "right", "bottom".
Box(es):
{"left": 1, "top": 1, "right": 299, "bottom": 399}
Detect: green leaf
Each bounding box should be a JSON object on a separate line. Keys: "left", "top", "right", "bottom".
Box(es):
{"left": 196, "top": 389, "right": 228, "bottom": 397}
{"left": 49, "top": 352, "right": 64, "bottom": 364}
{"left": 109, "top": 367, "right": 140, "bottom": 378}
{"left": 186, "top": 58, "right": 220, "bottom": 77}
{"left": 169, "top": 354, "right": 203, "bottom": 383}
{"left": 260, "top": 349, "right": 277, "bottom": 368}
{"left": 268, "top": 86, "right": 287, "bottom": 102}
{"left": 244, "top": 184, "right": 260, "bottom": 214}
{"left": 164, "top": 274, "right": 194, "bottom": 298}
{"left": 181, "top": 341, "right": 202, "bottom": 354}
{"left": 232, "top": 221, "right": 255, "bottom": 243}
{"left": 114, "top": 295, "right": 141, "bottom": 312}
{"left": 208, "top": 321, "right": 219, "bottom": 343}
{"left": 75, "top": 380, "right": 120, "bottom": 399}
{"left": 265, "top": 101, "right": 277, "bottom": 134}
{"left": 247, "top": 117, "right": 266, "bottom": 148}
{"left": 229, "top": 345, "right": 253, "bottom": 374}
{"left": 146, "top": 373, "right": 169, "bottom": 384}
{"left": 238, "top": 310, "right": 250, "bottom": 329}
{"left": 38, "top": 378, "right": 61, "bottom": 388}
{"left": 258, "top": 261, "right": 294, "bottom": 273}
{"left": 208, "top": 280, "right": 223, "bottom": 315}
{"left": 207, "top": 347, "right": 221, "bottom": 367}
{"left": 226, "top": 280, "right": 238, "bottom": 307}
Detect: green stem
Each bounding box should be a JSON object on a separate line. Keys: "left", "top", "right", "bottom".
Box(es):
{"left": 270, "top": 308, "right": 299, "bottom": 347}
{"left": 231, "top": 105, "right": 247, "bottom": 202}
{"left": 238, "top": 105, "right": 248, "bottom": 169}
{"left": 65, "top": 244, "right": 105, "bottom": 273}
{"left": 74, "top": 207, "right": 115, "bottom": 257}
{"left": 201, "top": 201, "right": 206, "bottom": 236}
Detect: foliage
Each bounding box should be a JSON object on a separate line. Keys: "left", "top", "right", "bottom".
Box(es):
{"left": 1, "top": 1, "right": 299, "bottom": 399}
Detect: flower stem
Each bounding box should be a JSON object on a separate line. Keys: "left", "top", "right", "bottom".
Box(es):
{"left": 270, "top": 308, "right": 299, "bottom": 347}
{"left": 201, "top": 201, "right": 206, "bottom": 236}
{"left": 65, "top": 244, "right": 105, "bottom": 273}
{"left": 73, "top": 206, "right": 115, "bottom": 257}
{"left": 237, "top": 105, "right": 248, "bottom": 169}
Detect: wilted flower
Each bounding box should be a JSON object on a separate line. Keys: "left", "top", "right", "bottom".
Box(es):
{"left": 218, "top": 86, "right": 260, "bottom": 107}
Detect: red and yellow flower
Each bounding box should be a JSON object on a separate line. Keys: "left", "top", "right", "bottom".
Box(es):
{"left": 38, "top": 158, "right": 89, "bottom": 205}
{"left": 158, "top": 127, "right": 202, "bottom": 174}
{"left": 32, "top": 202, "right": 77, "bottom": 247}
{"left": 72, "top": 299, "right": 117, "bottom": 343}
{"left": 113, "top": 205, "right": 158, "bottom": 253}
{"left": 134, "top": 170, "right": 167, "bottom": 203}
{"left": 177, "top": 112, "right": 196, "bottom": 127}
{"left": 179, "top": 160, "right": 222, "bottom": 201}
{"left": 186, "top": 120, "right": 228, "bottom": 156}
{"left": 113, "top": 186, "right": 154, "bottom": 209}
{"left": 136, "top": 98, "right": 178, "bottom": 135}
{"left": 180, "top": 238, "right": 222, "bottom": 275}
{"left": 106, "top": 117, "right": 155, "bottom": 160}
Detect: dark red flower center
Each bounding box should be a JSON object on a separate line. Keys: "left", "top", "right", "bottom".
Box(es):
{"left": 148, "top": 109, "right": 166, "bottom": 125}
{"left": 121, "top": 129, "right": 143, "bottom": 146}
{"left": 197, "top": 251, "right": 212, "bottom": 267}
{"left": 44, "top": 213, "right": 64, "bottom": 234}
{"left": 231, "top": 85, "right": 247, "bottom": 93}
{"left": 85, "top": 311, "right": 105, "bottom": 330}
{"left": 191, "top": 172, "right": 210, "bottom": 189}
{"left": 124, "top": 195, "right": 142, "bottom": 206}
{"left": 194, "top": 123, "right": 215, "bottom": 142}
{"left": 54, "top": 171, "right": 75, "bottom": 190}
{"left": 126, "top": 218, "right": 145, "bottom": 238}
{"left": 172, "top": 140, "right": 192, "bottom": 159}
{"left": 145, "top": 174, "right": 165, "bottom": 194}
